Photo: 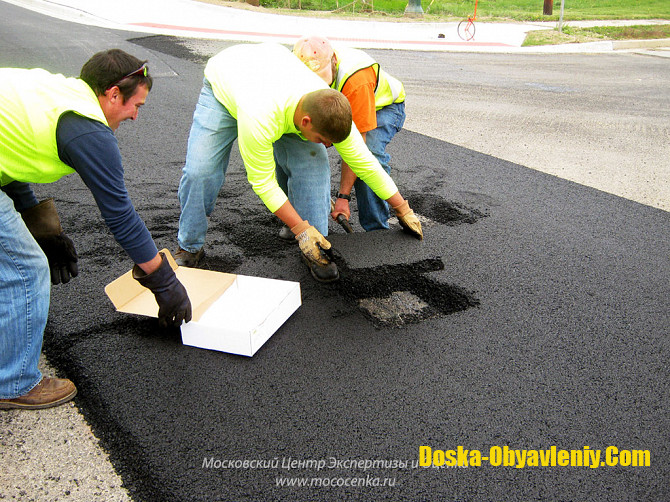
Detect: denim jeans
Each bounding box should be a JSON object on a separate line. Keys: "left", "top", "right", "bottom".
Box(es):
{"left": 178, "top": 79, "right": 331, "bottom": 252}
{"left": 273, "top": 134, "right": 330, "bottom": 234}
{"left": 353, "top": 101, "right": 406, "bottom": 231}
{"left": 0, "top": 190, "right": 50, "bottom": 398}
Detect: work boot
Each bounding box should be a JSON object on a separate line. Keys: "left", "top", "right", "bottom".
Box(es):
{"left": 301, "top": 253, "right": 339, "bottom": 283}
{"left": 0, "top": 378, "right": 77, "bottom": 410}
{"left": 174, "top": 247, "right": 205, "bottom": 268}
{"left": 278, "top": 225, "right": 296, "bottom": 242}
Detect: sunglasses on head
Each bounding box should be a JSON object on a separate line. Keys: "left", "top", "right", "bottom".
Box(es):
{"left": 108, "top": 63, "right": 148, "bottom": 88}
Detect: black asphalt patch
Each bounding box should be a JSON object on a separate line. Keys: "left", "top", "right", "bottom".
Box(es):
{"left": 129, "top": 34, "right": 212, "bottom": 64}
{"left": 328, "top": 229, "right": 442, "bottom": 270}
{"left": 15, "top": 29, "right": 667, "bottom": 502}
{"left": 327, "top": 231, "right": 479, "bottom": 327}
{"left": 42, "top": 124, "right": 669, "bottom": 501}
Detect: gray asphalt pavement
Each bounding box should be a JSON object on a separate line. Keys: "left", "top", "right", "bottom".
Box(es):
{"left": 0, "top": 1, "right": 668, "bottom": 501}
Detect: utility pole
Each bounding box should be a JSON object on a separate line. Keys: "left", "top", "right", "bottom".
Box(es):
{"left": 405, "top": 0, "right": 423, "bottom": 16}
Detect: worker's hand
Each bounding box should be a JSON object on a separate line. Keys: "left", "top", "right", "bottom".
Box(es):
{"left": 393, "top": 200, "right": 423, "bottom": 240}
{"left": 21, "top": 198, "right": 79, "bottom": 284}
{"left": 291, "top": 221, "right": 332, "bottom": 266}
{"left": 331, "top": 197, "right": 351, "bottom": 221}
{"left": 133, "top": 253, "right": 192, "bottom": 328}
{"left": 38, "top": 232, "right": 79, "bottom": 285}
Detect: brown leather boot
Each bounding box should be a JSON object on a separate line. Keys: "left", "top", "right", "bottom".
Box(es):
{"left": 174, "top": 247, "right": 205, "bottom": 268}
{"left": 0, "top": 378, "right": 77, "bottom": 410}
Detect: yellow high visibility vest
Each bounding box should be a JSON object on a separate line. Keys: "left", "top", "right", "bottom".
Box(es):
{"left": 333, "top": 47, "right": 405, "bottom": 110}
{"left": 0, "top": 68, "right": 108, "bottom": 186}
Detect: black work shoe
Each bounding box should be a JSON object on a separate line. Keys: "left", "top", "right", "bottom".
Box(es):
{"left": 301, "top": 253, "right": 339, "bottom": 283}
{"left": 174, "top": 247, "right": 205, "bottom": 268}
{"left": 278, "top": 225, "right": 295, "bottom": 242}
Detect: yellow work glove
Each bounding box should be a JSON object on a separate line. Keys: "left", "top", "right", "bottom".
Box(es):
{"left": 393, "top": 200, "right": 423, "bottom": 240}
{"left": 291, "top": 221, "right": 332, "bottom": 266}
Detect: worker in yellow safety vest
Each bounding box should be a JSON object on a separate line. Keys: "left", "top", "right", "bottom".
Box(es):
{"left": 174, "top": 42, "right": 422, "bottom": 284}
{"left": 0, "top": 50, "right": 192, "bottom": 411}
{"left": 294, "top": 35, "right": 408, "bottom": 232}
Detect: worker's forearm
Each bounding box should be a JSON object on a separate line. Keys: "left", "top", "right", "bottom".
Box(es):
{"left": 386, "top": 191, "right": 404, "bottom": 208}
{"left": 338, "top": 161, "right": 358, "bottom": 195}
{"left": 273, "top": 199, "right": 304, "bottom": 230}
{"left": 137, "top": 253, "right": 163, "bottom": 274}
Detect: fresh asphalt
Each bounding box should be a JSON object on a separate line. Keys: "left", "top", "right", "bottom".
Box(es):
{"left": 1, "top": 1, "right": 669, "bottom": 501}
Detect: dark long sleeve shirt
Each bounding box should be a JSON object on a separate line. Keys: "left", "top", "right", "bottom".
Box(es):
{"left": 2, "top": 112, "right": 157, "bottom": 264}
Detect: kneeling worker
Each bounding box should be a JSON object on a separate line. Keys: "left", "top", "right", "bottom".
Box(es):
{"left": 0, "top": 50, "right": 192, "bottom": 410}
{"left": 175, "top": 42, "right": 422, "bottom": 283}
{"left": 294, "top": 35, "right": 407, "bottom": 232}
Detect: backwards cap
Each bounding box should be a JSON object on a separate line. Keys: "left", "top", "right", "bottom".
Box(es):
{"left": 293, "top": 35, "right": 335, "bottom": 85}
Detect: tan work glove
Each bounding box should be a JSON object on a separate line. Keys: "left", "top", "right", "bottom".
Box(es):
{"left": 393, "top": 200, "right": 423, "bottom": 240}
{"left": 291, "top": 220, "right": 332, "bottom": 266}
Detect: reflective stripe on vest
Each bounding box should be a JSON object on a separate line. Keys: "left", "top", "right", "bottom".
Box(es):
{"left": 0, "top": 68, "right": 108, "bottom": 186}
{"left": 333, "top": 47, "right": 405, "bottom": 110}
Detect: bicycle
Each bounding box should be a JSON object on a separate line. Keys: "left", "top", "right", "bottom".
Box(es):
{"left": 457, "top": 0, "right": 478, "bottom": 41}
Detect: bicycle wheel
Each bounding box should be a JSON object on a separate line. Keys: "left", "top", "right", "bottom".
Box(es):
{"left": 457, "top": 19, "right": 476, "bottom": 41}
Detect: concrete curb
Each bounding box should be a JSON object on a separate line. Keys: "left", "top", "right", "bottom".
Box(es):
{"left": 613, "top": 38, "right": 670, "bottom": 49}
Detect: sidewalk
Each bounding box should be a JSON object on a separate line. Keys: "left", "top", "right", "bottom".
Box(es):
{"left": 5, "top": 0, "right": 670, "bottom": 52}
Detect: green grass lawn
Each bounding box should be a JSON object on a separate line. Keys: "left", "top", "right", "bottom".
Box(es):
{"left": 259, "top": 0, "right": 670, "bottom": 21}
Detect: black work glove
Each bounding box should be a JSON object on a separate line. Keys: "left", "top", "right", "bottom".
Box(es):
{"left": 133, "top": 252, "right": 192, "bottom": 328}
{"left": 21, "top": 198, "right": 79, "bottom": 285}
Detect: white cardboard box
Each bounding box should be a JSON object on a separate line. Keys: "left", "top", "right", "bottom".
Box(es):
{"left": 105, "top": 250, "right": 301, "bottom": 357}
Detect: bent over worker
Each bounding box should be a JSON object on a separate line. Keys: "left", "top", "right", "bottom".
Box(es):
{"left": 294, "top": 36, "right": 407, "bottom": 232}
{"left": 0, "top": 50, "right": 192, "bottom": 411}
{"left": 175, "top": 42, "right": 422, "bottom": 283}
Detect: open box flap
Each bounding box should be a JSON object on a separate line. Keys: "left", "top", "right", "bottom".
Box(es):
{"left": 104, "top": 249, "right": 236, "bottom": 322}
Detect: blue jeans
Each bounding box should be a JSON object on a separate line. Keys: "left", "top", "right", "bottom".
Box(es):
{"left": 354, "top": 101, "right": 406, "bottom": 231}
{"left": 274, "top": 134, "right": 330, "bottom": 235}
{"left": 178, "top": 79, "right": 331, "bottom": 252}
{"left": 0, "top": 190, "right": 50, "bottom": 398}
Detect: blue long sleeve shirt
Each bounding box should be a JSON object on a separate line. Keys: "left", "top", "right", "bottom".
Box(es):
{"left": 2, "top": 112, "right": 157, "bottom": 264}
